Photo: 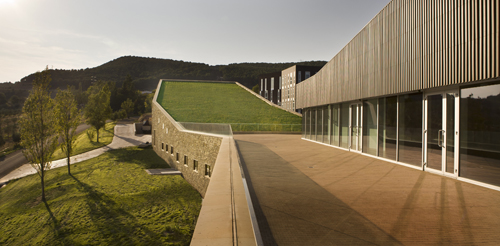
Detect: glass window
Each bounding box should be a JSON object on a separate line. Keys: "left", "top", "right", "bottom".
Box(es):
{"left": 331, "top": 104, "right": 340, "bottom": 146}
{"left": 460, "top": 83, "right": 500, "bottom": 186}
{"left": 193, "top": 160, "right": 198, "bottom": 171}
{"left": 311, "top": 108, "right": 316, "bottom": 141}
{"left": 323, "top": 106, "right": 329, "bottom": 144}
{"left": 302, "top": 109, "right": 307, "bottom": 139}
{"left": 306, "top": 109, "right": 311, "bottom": 139}
{"left": 378, "top": 96, "right": 397, "bottom": 160}
{"left": 398, "top": 93, "right": 423, "bottom": 166}
{"left": 363, "top": 99, "right": 378, "bottom": 155}
{"left": 340, "top": 103, "right": 350, "bottom": 148}
{"left": 317, "top": 108, "right": 323, "bottom": 142}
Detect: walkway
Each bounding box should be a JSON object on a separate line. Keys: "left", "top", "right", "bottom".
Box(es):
{"left": 0, "top": 123, "right": 151, "bottom": 183}
{"left": 234, "top": 134, "right": 500, "bottom": 246}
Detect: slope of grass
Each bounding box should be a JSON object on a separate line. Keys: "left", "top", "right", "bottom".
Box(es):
{"left": 0, "top": 146, "right": 201, "bottom": 246}
{"left": 157, "top": 81, "right": 301, "bottom": 131}
{"left": 52, "top": 122, "right": 116, "bottom": 161}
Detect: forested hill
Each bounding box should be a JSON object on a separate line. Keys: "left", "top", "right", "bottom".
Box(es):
{"left": 17, "top": 56, "right": 327, "bottom": 91}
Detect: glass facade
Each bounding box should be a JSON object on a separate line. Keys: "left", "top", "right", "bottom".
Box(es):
{"left": 362, "top": 99, "right": 378, "bottom": 155}
{"left": 378, "top": 97, "right": 397, "bottom": 160}
{"left": 398, "top": 93, "right": 423, "bottom": 166}
{"left": 340, "top": 103, "right": 350, "bottom": 148}
{"left": 301, "top": 83, "right": 500, "bottom": 189}
{"left": 460, "top": 84, "right": 500, "bottom": 187}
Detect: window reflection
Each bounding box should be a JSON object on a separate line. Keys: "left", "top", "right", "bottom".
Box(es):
{"left": 398, "top": 93, "right": 423, "bottom": 166}
{"left": 311, "top": 108, "right": 316, "bottom": 141}
{"left": 363, "top": 99, "right": 377, "bottom": 155}
{"left": 331, "top": 104, "right": 340, "bottom": 146}
{"left": 378, "top": 97, "right": 397, "bottom": 160}
{"left": 323, "top": 106, "right": 329, "bottom": 144}
{"left": 460, "top": 83, "right": 500, "bottom": 186}
{"left": 340, "top": 103, "right": 350, "bottom": 148}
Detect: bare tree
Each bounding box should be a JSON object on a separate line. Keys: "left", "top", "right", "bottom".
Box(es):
{"left": 19, "top": 68, "right": 58, "bottom": 201}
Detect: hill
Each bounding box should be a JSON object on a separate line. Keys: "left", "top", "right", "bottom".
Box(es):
{"left": 15, "top": 56, "right": 326, "bottom": 92}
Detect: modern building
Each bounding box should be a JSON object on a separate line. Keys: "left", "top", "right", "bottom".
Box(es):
{"left": 281, "top": 65, "right": 322, "bottom": 113}
{"left": 259, "top": 72, "right": 281, "bottom": 105}
{"left": 296, "top": 1, "right": 500, "bottom": 190}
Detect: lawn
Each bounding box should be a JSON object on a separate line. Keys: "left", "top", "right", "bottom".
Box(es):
{"left": 157, "top": 81, "right": 302, "bottom": 131}
{"left": 0, "top": 146, "right": 201, "bottom": 245}
{"left": 51, "top": 122, "right": 116, "bottom": 161}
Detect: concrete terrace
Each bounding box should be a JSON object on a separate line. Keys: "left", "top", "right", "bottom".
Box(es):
{"left": 234, "top": 134, "right": 500, "bottom": 245}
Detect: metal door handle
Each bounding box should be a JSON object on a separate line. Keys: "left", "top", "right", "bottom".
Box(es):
{"left": 438, "top": 130, "right": 445, "bottom": 147}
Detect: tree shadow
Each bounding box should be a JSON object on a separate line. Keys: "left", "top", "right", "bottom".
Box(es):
{"left": 43, "top": 199, "right": 78, "bottom": 245}
{"left": 106, "top": 147, "right": 170, "bottom": 169}
{"left": 69, "top": 174, "right": 175, "bottom": 244}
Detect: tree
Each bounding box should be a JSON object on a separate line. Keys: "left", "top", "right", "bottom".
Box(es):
{"left": 121, "top": 98, "right": 134, "bottom": 118}
{"left": 0, "top": 92, "right": 6, "bottom": 105}
{"left": 19, "top": 68, "right": 58, "bottom": 202}
{"left": 143, "top": 91, "right": 154, "bottom": 113}
{"left": 54, "top": 88, "right": 81, "bottom": 175}
{"left": 0, "top": 116, "right": 4, "bottom": 147}
{"left": 252, "top": 84, "right": 260, "bottom": 94}
{"left": 84, "top": 83, "right": 112, "bottom": 143}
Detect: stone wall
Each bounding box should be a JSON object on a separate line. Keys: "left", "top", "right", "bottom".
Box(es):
{"left": 152, "top": 93, "right": 222, "bottom": 197}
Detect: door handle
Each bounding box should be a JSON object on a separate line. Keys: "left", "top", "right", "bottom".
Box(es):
{"left": 438, "top": 130, "right": 445, "bottom": 147}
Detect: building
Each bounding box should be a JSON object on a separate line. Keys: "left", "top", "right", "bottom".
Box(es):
{"left": 296, "top": 1, "right": 500, "bottom": 190}
{"left": 281, "top": 65, "right": 322, "bottom": 113}
{"left": 259, "top": 72, "right": 281, "bottom": 105}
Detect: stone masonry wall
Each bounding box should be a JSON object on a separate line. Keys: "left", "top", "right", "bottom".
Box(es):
{"left": 152, "top": 103, "right": 222, "bottom": 197}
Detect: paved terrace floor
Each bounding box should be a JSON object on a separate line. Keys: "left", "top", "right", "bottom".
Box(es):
{"left": 234, "top": 134, "right": 500, "bottom": 246}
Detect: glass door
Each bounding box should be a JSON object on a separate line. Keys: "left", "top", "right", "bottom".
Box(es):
{"left": 350, "top": 103, "right": 362, "bottom": 152}
{"left": 424, "top": 90, "right": 458, "bottom": 177}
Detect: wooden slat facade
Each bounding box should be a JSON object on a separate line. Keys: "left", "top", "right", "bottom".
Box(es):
{"left": 297, "top": 0, "right": 499, "bottom": 109}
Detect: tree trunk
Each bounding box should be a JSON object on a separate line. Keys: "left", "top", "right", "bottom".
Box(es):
{"left": 41, "top": 169, "right": 46, "bottom": 202}
{"left": 67, "top": 153, "right": 71, "bottom": 174}
{"left": 96, "top": 128, "right": 100, "bottom": 143}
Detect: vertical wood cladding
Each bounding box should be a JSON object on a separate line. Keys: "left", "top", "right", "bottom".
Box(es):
{"left": 296, "top": 0, "right": 499, "bottom": 109}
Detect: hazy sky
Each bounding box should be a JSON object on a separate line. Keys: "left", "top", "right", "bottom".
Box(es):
{"left": 0, "top": 0, "right": 390, "bottom": 83}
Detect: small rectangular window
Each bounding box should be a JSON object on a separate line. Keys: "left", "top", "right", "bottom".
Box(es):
{"left": 170, "top": 146, "right": 174, "bottom": 155}
{"left": 184, "top": 155, "right": 188, "bottom": 165}
{"left": 176, "top": 152, "right": 179, "bottom": 162}
{"left": 193, "top": 160, "right": 198, "bottom": 172}
{"left": 205, "top": 164, "right": 211, "bottom": 177}
{"left": 161, "top": 142, "right": 164, "bottom": 150}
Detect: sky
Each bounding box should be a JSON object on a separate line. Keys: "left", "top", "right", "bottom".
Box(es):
{"left": 0, "top": 0, "right": 391, "bottom": 83}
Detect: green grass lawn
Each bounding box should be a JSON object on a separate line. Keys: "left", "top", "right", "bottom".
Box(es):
{"left": 157, "top": 81, "right": 302, "bottom": 131}
{"left": 0, "top": 146, "right": 201, "bottom": 245}
{"left": 52, "top": 122, "right": 116, "bottom": 161}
